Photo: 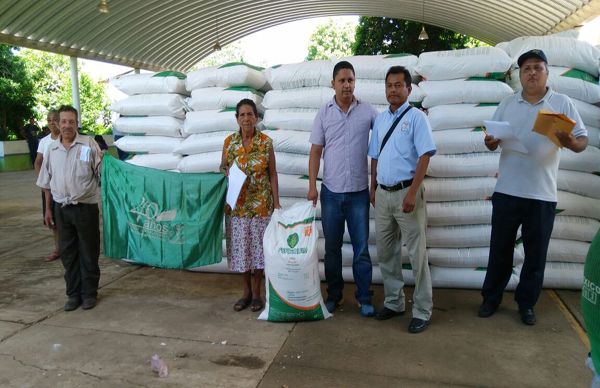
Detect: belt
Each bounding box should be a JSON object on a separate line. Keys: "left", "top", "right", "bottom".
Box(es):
{"left": 379, "top": 179, "right": 413, "bottom": 192}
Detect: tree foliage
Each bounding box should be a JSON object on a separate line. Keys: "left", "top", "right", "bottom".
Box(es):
{"left": 353, "top": 17, "right": 483, "bottom": 56}
{"left": 306, "top": 19, "right": 355, "bottom": 61}
{"left": 0, "top": 45, "right": 35, "bottom": 140}
{"left": 18, "top": 48, "right": 111, "bottom": 135}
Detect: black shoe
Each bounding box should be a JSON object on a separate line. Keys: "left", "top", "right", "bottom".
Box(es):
{"left": 375, "top": 307, "right": 405, "bottom": 320}
{"left": 324, "top": 298, "right": 343, "bottom": 314}
{"left": 64, "top": 297, "right": 81, "bottom": 311}
{"left": 519, "top": 308, "right": 536, "bottom": 326}
{"left": 408, "top": 318, "right": 429, "bottom": 333}
{"left": 81, "top": 298, "right": 97, "bottom": 310}
{"left": 478, "top": 301, "right": 499, "bottom": 318}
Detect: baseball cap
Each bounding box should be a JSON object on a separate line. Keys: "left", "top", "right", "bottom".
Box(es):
{"left": 517, "top": 49, "right": 548, "bottom": 67}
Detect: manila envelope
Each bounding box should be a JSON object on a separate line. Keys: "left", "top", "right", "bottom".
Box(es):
{"left": 532, "top": 109, "right": 575, "bottom": 147}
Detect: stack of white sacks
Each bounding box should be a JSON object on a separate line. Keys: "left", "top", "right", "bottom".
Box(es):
{"left": 496, "top": 35, "right": 600, "bottom": 288}
{"left": 111, "top": 40, "right": 599, "bottom": 290}
{"left": 414, "top": 47, "right": 517, "bottom": 288}
{"left": 176, "top": 63, "right": 268, "bottom": 173}
{"left": 418, "top": 43, "right": 600, "bottom": 289}
{"left": 110, "top": 72, "right": 189, "bottom": 170}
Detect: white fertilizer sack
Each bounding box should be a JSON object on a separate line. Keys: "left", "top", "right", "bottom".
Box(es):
{"left": 111, "top": 94, "right": 187, "bottom": 119}
{"left": 183, "top": 110, "right": 239, "bottom": 135}
{"left": 259, "top": 202, "right": 331, "bottom": 321}
{"left": 427, "top": 104, "right": 497, "bottom": 131}
{"left": 262, "top": 87, "right": 333, "bottom": 109}
{"left": 114, "top": 136, "right": 182, "bottom": 154}
{"left": 173, "top": 131, "right": 233, "bottom": 155}
{"left": 262, "top": 108, "right": 318, "bottom": 131}
{"left": 423, "top": 177, "right": 496, "bottom": 202}
{"left": 188, "top": 87, "right": 264, "bottom": 111}
{"left": 265, "top": 60, "right": 333, "bottom": 90}
{"left": 110, "top": 72, "right": 188, "bottom": 95}
{"left": 557, "top": 169, "right": 600, "bottom": 199}
{"left": 126, "top": 154, "right": 182, "bottom": 170}
{"left": 427, "top": 153, "right": 499, "bottom": 178}
{"left": 419, "top": 79, "right": 513, "bottom": 108}
{"left": 415, "top": 47, "right": 512, "bottom": 81}
{"left": 186, "top": 63, "right": 267, "bottom": 90}
{"left": 113, "top": 116, "right": 184, "bottom": 137}
{"left": 432, "top": 128, "right": 492, "bottom": 155}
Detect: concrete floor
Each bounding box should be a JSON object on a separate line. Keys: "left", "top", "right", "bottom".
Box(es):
{"left": 0, "top": 170, "right": 592, "bottom": 387}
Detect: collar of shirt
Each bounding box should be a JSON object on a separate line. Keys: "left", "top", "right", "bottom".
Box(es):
{"left": 387, "top": 100, "right": 411, "bottom": 118}
{"left": 517, "top": 87, "right": 553, "bottom": 106}
{"left": 54, "top": 133, "right": 86, "bottom": 152}
{"left": 327, "top": 96, "right": 360, "bottom": 113}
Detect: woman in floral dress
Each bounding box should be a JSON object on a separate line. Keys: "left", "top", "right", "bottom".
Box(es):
{"left": 220, "top": 99, "right": 280, "bottom": 312}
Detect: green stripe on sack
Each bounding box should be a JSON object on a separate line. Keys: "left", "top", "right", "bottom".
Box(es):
{"left": 219, "top": 62, "right": 264, "bottom": 71}
{"left": 476, "top": 102, "right": 500, "bottom": 107}
{"left": 277, "top": 217, "right": 315, "bottom": 228}
{"left": 225, "top": 86, "right": 265, "bottom": 97}
{"left": 219, "top": 108, "right": 237, "bottom": 113}
{"left": 153, "top": 71, "right": 186, "bottom": 79}
{"left": 482, "top": 72, "right": 508, "bottom": 81}
{"left": 472, "top": 126, "right": 486, "bottom": 132}
{"left": 384, "top": 53, "right": 413, "bottom": 58}
{"left": 266, "top": 281, "right": 325, "bottom": 322}
{"left": 466, "top": 77, "right": 503, "bottom": 82}
{"left": 402, "top": 263, "right": 413, "bottom": 270}
{"left": 555, "top": 208, "right": 565, "bottom": 214}
{"left": 560, "top": 68, "right": 599, "bottom": 84}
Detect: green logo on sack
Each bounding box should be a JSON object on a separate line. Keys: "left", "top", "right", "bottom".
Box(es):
{"left": 287, "top": 233, "right": 299, "bottom": 248}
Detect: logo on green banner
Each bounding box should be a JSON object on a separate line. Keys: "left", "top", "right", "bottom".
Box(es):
{"left": 129, "top": 196, "right": 184, "bottom": 244}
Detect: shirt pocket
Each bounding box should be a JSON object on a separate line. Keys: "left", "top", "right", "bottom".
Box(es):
{"left": 392, "top": 126, "right": 414, "bottom": 158}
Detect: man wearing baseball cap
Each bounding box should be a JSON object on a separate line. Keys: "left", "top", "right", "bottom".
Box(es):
{"left": 478, "top": 49, "right": 589, "bottom": 325}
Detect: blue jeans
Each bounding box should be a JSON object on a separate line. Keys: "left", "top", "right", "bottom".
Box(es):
{"left": 320, "top": 184, "right": 372, "bottom": 305}
{"left": 481, "top": 192, "right": 556, "bottom": 309}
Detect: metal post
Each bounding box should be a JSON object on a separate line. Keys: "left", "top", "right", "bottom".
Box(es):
{"left": 69, "top": 56, "right": 81, "bottom": 124}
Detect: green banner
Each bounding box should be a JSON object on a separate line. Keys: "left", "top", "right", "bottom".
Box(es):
{"left": 101, "top": 156, "right": 227, "bottom": 269}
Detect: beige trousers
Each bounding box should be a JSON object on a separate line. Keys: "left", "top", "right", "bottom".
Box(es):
{"left": 375, "top": 185, "right": 432, "bottom": 320}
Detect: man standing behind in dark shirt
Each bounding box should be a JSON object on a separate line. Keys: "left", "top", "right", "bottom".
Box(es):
{"left": 22, "top": 117, "right": 40, "bottom": 165}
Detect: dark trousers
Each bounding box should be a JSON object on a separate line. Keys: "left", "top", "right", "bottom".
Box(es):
{"left": 481, "top": 192, "right": 556, "bottom": 309}
{"left": 55, "top": 203, "right": 101, "bottom": 300}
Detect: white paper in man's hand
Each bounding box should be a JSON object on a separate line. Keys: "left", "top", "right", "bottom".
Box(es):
{"left": 483, "top": 120, "right": 528, "bottom": 154}
{"left": 226, "top": 162, "right": 247, "bottom": 210}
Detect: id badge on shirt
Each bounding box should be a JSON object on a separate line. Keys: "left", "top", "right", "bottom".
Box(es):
{"left": 79, "top": 146, "right": 91, "bottom": 162}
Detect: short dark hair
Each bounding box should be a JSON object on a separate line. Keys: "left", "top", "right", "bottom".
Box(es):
{"left": 58, "top": 105, "right": 78, "bottom": 119}
{"left": 385, "top": 66, "right": 412, "bottom": 85}
{"left": 235, "top": 99, "right": 258, "bottom": 118}
{"left": 333, "top": 61, "right": 355, "bottom": 80}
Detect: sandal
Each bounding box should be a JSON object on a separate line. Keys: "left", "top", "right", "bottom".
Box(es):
{"left": 44, "top": 250, "right": 60, "bottom": 262}
{"left": 233, "top": 297, "right": 251, "bottom": 312}
{"left": 250, "top": 298, "right": 264, "bottom": 312}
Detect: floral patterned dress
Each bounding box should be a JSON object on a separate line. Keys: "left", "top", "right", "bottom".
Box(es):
{"left": 223, "top": 129, "right": 274, "bottom": 272}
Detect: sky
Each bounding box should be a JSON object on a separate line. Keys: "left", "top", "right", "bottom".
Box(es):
{"left": 81, "top": 16, "right": 360, "bottom": 81}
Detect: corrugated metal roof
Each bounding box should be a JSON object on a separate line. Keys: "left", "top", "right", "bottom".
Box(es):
{"left": 1, "top": 0, "right": 599, "bottom": 71}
